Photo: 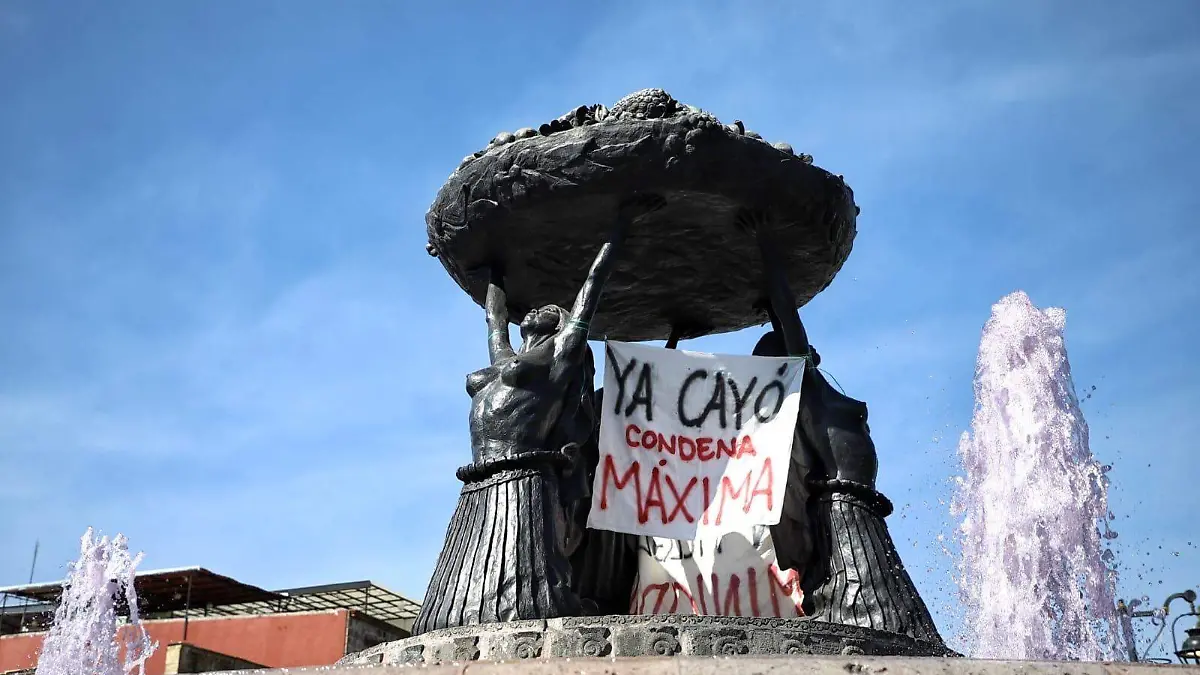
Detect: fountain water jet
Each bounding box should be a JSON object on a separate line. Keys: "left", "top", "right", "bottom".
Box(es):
{"left": 953, "top": 291, "right": 1121, "bottom": 660}
{"left": 35, "top": 528, "right": 157, "bottom": 675}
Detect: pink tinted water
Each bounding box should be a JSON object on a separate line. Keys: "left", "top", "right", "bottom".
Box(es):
{"left": 35, "top": 529, "right": 156, "bottom": 675}
{"left": 954, "top": 292, "right": 1122, "bottom": 660}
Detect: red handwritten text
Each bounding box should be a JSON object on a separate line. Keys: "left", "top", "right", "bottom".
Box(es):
{"left": 598, "top": 453, "right": 775, "bottom": 526}
{"left": 630, "top": 563, "right": 805, "bottom": 618}
{"left": 623, "top": 423, "right": 758, "bottom": 463}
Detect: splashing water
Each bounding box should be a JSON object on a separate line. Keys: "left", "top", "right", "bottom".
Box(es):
{"left": 35, "top": 529, "right": 157, "bottom": 675}
{"left": 953, "top": 291, "right": 1121, "bottom": 661}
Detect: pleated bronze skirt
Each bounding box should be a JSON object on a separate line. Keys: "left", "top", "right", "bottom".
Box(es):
{"left": 413, "top": 465, "right": 582, "bottom": 635}
{"left": 805, "top": 489, "right": 945, "bottom": 645}
{"left": 570, "top": 527, "right": 638, "bottom": 615}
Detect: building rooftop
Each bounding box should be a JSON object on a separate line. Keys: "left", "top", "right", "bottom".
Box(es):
{"left": 0, "top": 567, "right": 420, "bottom": 636}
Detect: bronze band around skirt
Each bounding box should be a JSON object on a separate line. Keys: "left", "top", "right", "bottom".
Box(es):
{"left": 413, "top": 453, "right": 583, "bottom": 635}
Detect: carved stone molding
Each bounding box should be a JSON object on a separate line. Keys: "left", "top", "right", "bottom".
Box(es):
{"left": 338, "top": 615, "right": 958, "bottom": 666}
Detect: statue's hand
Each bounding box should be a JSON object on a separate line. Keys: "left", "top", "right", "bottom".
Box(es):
{"left": 463, "top": 265, "right": 489, "bottom": 283}
{"left": 617, "top": 193, "right": 667, "bottom": 224}
{"left": 465, "top": 264, "right": 510, "bottom": 295}
{"left": 735, "top": 207, "right": 774, "bottom": 239}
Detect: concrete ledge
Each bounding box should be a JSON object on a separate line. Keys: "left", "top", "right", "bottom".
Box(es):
{"left": 203, "top": 655, "right": 1200, "bottom": 675}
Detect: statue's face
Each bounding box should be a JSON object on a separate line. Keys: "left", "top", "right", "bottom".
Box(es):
{"left": 519, "top": 306, "right": 560, "bottom": 343}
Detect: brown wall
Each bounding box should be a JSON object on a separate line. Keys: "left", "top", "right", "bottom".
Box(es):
{"left": 344, "top": 611, "right": 408, "bottom": 656}
{"left": 0, "top": 610, "right": 351, "bottom": 675}
{"left": 163, "top": 642, "right": 264, "bottom": 674}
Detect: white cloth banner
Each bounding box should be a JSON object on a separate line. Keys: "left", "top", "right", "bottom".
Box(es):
{"left": 587, "top": 341, "right": 805, "bottom": 540}
{"left": 630, "top": 529, "right": 805, "bottom": 617}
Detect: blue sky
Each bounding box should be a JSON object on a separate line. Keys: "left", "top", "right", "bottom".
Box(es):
{"left": 1, "top": 0, "right": 1197, "bottom": 658}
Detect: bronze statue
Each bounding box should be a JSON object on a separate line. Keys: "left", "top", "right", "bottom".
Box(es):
{"left": 413, "top": 195, "right": 665, "bottom": 634}
{"left": 399, "top": 88, "right": 955, "bottom": 660}
{"left": 744, "top": 209, "right": 943, "bottom": 645}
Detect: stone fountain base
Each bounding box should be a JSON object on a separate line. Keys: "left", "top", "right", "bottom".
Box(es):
{"left": 337, "top": 615, "right": 956, "bottom": 667}
{"left": 207, "top": 655, "right": 1197, "bottom": 675}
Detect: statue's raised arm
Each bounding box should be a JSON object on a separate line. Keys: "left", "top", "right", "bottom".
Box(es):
{"left": 483, "top": 268, "right": 516, "bottom": 365}
{"left": 552, "top": 194, "right": 666, "bottom": 370}
{"left": 737, "top": 208, "right": 813, "bottom": 359}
